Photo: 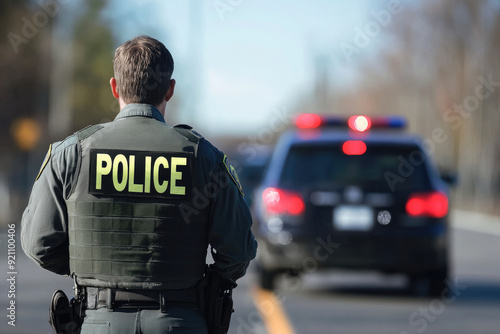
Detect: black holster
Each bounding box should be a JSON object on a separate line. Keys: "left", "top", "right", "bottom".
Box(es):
{"left": 49, "top": 280, "right": 85, "bottom": 334}
{"left": 205, "top": 266, "right": 237, "bottom": 334}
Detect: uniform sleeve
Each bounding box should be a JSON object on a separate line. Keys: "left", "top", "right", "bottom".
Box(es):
{"left": 20, "top": 139, "right": 79, "bottom": 275}
{"left": 204, "top": 144, "right": 257, "bottom": 282}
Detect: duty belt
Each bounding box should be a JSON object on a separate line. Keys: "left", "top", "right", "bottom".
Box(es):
{"left": 85, "top": 287, "right": 201, "bottom": 312}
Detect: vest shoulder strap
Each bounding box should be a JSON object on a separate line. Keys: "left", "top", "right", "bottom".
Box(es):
{"left": 174, "top": 124, "right": 204, "bottom": 143}
{"left": 76, "top": 124, "right": 104, "bottom": 142}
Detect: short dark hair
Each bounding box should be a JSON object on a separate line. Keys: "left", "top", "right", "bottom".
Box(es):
{"left": 113, "top": 35, "right": 174, "bottom": 106}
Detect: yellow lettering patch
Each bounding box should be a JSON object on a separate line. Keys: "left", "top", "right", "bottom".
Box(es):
{"left": 223, "top": 154, "right": 244, "bottom": 196}
{"left": 36, "top": 144, "right": 52, "bottom": 181}
{"left": 89, "top": 149, "right": 191, "bottom": 199}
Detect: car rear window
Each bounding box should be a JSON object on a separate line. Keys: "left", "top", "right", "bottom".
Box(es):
{"left": 279, "top": 143, "right": 431, "bottom": 192}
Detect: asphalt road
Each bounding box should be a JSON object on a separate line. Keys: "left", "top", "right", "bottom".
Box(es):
{"left": 1, "top": 209, "right": 499, "bottom": 334}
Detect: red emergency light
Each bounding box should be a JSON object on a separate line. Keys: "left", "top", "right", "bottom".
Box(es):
{"left": 342, "top": 140, "right": 367, "bottom": 155}
{"left": 295, "top": 114, "right": 406, "bottom": 131}
{"left": 295, "top": 113, "right": 322, "bottom": 129}
{"left": 348, "top": 115, "right": 371, "bottom": 132}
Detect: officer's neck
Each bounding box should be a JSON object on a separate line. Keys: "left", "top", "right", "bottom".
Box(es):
{"left": 119, "top": 100, "right": 166, "bottom": 117}
{"left": 156, "top": 100, "right": 167, "bottom": 117}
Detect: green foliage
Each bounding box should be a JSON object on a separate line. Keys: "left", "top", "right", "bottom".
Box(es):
{"left": 0, "top": 1, "right": 51, "bottom": 151}
{"left": 71, "top": 0, "right": 116, "bottom": 130}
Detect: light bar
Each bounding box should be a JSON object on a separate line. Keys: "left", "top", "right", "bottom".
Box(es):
{"left": 295, "top": 114, "right": 406, "bottom": 131}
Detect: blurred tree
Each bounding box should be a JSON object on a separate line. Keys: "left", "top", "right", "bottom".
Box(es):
{"left": 71, "top": 0, "right": 116, "bottom": 131}
{"left": 0, "top": 1, "right": 51, "bottom": 153}
{"left": 0, "top": 0, "right": 116, "bottom": 225}
{"left": 300, "top": 0, "right": 500, "bottom": 214}
{"left": 371, "top": 0, "right": 500, "bottom": 213}
{"left": 0, "top": 1, "right": 54, "bottom": 225}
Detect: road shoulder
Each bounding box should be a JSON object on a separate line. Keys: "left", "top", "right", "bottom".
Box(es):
{"left": 451, "top": 209, "right": 500, "bottom": 237}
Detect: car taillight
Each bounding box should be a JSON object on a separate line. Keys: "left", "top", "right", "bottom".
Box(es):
{"left": 406, "top": 191, "right": 448, "bottom": 218}
{"left": 262, "top": 187, "right": 305, "bottom": 215}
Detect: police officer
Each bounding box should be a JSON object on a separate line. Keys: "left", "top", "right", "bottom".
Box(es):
{"left": 21, "top": 35, "right": 257, "bottom": 333}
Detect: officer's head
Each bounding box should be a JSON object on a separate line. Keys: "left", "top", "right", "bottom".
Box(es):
{"left": 110, "top": 35, "right": 175, "bottom": 113}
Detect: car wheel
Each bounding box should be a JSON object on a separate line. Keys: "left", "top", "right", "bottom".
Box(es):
{"left": 428, "top": 266, "right": 449, "bottom": 297}
{"left": 409, "top": 275, "right": 431, "bottom": 297}
{"left": 409, "top": 266, "right": 448, "bottom": 297}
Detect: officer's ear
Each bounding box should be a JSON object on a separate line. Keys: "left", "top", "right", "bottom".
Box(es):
{"left": 165, "top": 79, "right": 176, "bottom": 102}
{"left": 110, "top": 77, "right": 119, "bottom": 99}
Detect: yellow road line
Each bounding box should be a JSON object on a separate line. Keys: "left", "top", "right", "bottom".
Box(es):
{"left": 253, "top": 287, "right": 295, "bottom": 334}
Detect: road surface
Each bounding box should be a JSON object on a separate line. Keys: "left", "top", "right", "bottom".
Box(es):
{"left": 1, "top": 209, "right": 499, "bottom": 334}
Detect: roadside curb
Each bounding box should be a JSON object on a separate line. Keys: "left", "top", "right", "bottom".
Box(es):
{"left": 451, "top": 209, "right": 500, "bottom": 237}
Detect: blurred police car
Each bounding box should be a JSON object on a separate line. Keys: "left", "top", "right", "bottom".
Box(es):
{"left": 252, "top": 114, "right": 451, "bottom": 296}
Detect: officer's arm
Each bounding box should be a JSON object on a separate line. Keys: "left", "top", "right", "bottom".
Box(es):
{"left": 21, "top": 139, "right": 78, "bottom": 275}
{"left": 207, "top": 150, "right": 257, "bottom": 282}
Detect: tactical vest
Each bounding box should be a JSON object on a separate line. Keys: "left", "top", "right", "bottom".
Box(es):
{"left": 66, "top": 117, "right": 209, "bottom": 290}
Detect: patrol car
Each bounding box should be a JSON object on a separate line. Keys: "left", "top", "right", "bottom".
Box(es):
{"left": 251, "top": 114, "right": 452, "bottom": 296}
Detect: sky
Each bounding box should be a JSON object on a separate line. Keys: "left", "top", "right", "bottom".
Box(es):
{"left": 104, "top": 0, "right": 390, "bottom": 136}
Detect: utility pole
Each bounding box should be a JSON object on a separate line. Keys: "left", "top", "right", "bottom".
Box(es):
{"left": 187, "top": 0, "right": 204, "bottom": 126}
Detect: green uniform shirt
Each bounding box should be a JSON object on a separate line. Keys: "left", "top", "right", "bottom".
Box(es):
{"left": 21, "top": 104, "right": 257, "bottom": 283}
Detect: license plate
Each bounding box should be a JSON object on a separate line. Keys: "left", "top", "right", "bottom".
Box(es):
{"left": 333, "top": 205, "right": 373, "bottom": 231}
